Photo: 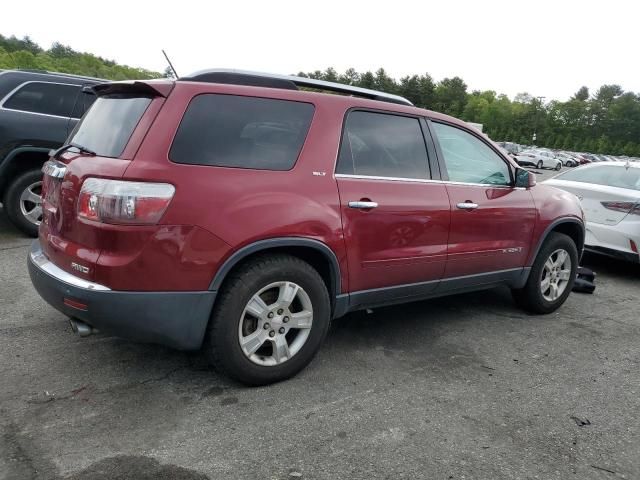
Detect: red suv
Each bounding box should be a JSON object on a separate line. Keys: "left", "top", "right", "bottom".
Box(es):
{"left": 28, "top": 70, "right": 585, "bottom": 385}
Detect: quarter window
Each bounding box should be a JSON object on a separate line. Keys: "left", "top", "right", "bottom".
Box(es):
{"left": 3, "top": 82, "right": 79, "bottom": 117}
{"left": 170, "top": 94, "right": 314, "bottom": 171}
{"left": 336, "top": 111, "right": 430, "bottom": 179}
{"left": 432, "top": 122, "right": 511, "bottom": 186}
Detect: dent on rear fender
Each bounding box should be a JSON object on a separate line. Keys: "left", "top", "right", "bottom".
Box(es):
{"left": 94, "top": 225, "right": 231, "bottom": 291}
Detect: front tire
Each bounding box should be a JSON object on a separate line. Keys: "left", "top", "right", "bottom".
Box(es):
{"left": 555, "top": 163, "right": 562, "bottom": 171}
{"left": 204, "top": 254, "right": 331, "bottom": 386}
{"left": 536, "top": 160, "right": 543, "bottom": 169}
{"left": 512, "top": 232, "right": 578, "bottom": 314}
{"left": 3, "top": 169, "right": 43, "bottom": 237}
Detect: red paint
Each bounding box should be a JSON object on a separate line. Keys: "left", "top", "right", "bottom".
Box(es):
{"left": 39, "top": 79, "right": 583, "bottom": 296}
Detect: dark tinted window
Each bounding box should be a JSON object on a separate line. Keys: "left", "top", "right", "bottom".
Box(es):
{"left": 68, "top": 95, "right": 152, "bottom": 157}
{"left": 558, "top": 165, "right": 640, "bottom": 190}
{"left": 71, "top": 90, "right": 97, "bottom": 119}
{"left": 3, "top": 82, "right": 79, "bottom": 117}
{"left": 170, "top": 94, "right": 314, "bottom": 170}
{"left": 336, "top": 111, "right": 430, "bottom": 179}
{"left": 432, "top": 122, "right": 511, "bottom": 186}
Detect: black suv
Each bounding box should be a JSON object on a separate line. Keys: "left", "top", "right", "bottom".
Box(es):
{"left": 0, "top": 70, "right": 103, "bottom": 235}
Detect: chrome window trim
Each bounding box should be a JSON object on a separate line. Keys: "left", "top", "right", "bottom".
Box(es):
{"left": 30, "top": 249, "right": 111, "bottom": 291}
{"left": 0, "top": 80, "right": 81, "bottom": 119}
{"left": 334, "top": 173, "right": 517, "bottom": 189}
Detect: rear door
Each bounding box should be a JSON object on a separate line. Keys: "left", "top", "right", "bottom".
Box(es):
{"left": 335, "top": 110, "right": 450, "bottom": 300}
{"left": 429, "top": 120, "right": 536, "bottom": 279}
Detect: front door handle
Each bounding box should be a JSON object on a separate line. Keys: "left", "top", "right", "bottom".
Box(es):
{"left": 456, "top": 202, "right": 479, "bottom": 210}
{"left": 348, "top": 201, "right": 378, "bottom": 210}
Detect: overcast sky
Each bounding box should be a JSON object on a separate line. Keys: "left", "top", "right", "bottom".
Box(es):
{"left": 2, "top": 0, "right": 637, "bottom": 101}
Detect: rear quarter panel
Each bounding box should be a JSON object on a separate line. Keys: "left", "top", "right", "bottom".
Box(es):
{"left": 123, "top": 83, "right": 348, "bottom": 292}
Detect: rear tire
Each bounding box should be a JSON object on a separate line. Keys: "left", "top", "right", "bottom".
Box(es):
{"left": 536, "top": 160, "right": 543, "bottom": 169}
{"left": 3, "top": 169, "right": 43, "bottom": 237}
{"left": 512, "top": 232, "right": 578, "bottom": 314}
{"left": 204, "top": 254, "right": 331, "bottom": 386}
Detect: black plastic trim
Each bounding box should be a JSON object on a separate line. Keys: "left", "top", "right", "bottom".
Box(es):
{"left": 28, "top": 242, "right": 216, "bottom": 350}
{"left": 208, "top": 237, "right": 342, "bottom": 304}
{"left": 584, "top": 245, "right": 639, "bottom": 264}
{"left": 529, "top": 217, "right": 585, "bottom": 266}
{"left": 346, "top": 268, "right": 531, "bottom": 312}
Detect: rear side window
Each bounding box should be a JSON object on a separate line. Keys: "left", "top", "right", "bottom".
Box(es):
{"left": 68, "top": 95, "right": 152, "bottom": 157}
{"left": 170, "top": 94, "right": 314, "bottom": 170}
{"left": 336, "top": 111, "right": 430, "bottom": 179}
{"left": 2, "top": 82, "right": 79, "bottom": 117}
{"left": 558, "top": 165, "right": 640, "bottom": 190}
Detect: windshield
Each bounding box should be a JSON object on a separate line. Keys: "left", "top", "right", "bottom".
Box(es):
{"left": 68, "top": 94, "right": 152, "bottom": 158}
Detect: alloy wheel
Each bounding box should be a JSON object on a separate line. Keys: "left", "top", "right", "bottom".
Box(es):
{"left": 238, "top": 281, "right": 313, "bottom": 366}
{"left": 540, "top": 248, "right": 572, "bottom": 301}
{"left": 19, "top": 181, "right": 43, "bottom": 227}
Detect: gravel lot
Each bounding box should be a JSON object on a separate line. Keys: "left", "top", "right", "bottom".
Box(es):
{"left": 1, "top": 167, "right": 639, "bottom": 480}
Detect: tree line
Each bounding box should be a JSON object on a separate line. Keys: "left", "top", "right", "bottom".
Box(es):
{"left": 0, "top": 34, "right": 160, "bottom": 81}
{"left": 1, "top": 35, "right": 638, "bottom": 156}
{"left": 298, "top": 68, "right": 640, "bottom": 157}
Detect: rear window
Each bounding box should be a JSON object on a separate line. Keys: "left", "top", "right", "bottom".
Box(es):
{"left": 68, "top": 95, "right": 152, "bottom": 158}
{"left": 557, "top": 165, "right": 640, "bottom": 190}
{"left": 169, "top": 94, "right": 314, "bottom": 170}
{"left": 3, "top": 82, "right": 79, "bottom": 117}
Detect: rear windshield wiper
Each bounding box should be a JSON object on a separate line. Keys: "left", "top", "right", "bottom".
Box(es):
{"left": 50, "top": 142, "right": 97, "bottom": 159}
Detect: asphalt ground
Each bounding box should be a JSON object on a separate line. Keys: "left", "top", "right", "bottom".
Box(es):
{"left": 1, "top": 166, "right": 639, "bottom": 480}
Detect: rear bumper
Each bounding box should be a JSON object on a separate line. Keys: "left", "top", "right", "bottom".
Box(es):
{"left": 584, "top": 220, "right": 640, "bottom": 264}
{"left": 28, "top": 241, "right": 216, "bottom": 350}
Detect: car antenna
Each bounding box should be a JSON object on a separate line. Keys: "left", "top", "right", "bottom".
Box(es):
{"left": 162, "top": 49, "right": 179, "bottom": 79}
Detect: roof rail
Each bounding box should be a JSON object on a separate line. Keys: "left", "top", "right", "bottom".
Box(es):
{"left": 180, "top": 68, "right": 413, "bottom": 106}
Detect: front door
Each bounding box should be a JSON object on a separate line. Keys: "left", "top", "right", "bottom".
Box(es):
{"left": 429, "top": 121, "right": 536, "bottom": 279}
{"left": 335, "top": 110, "right": 450, "bottom": 299}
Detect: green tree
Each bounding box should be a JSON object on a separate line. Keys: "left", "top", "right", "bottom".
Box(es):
{"left": 434, "top": 77, "right": 468, "bottom": 117}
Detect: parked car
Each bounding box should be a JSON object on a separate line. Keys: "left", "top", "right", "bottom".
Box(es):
{"left": 0, "top": 70, "right": 103, "bottom": 236}
{"left": 554, "top": 152, "right": 579, "bottom": 167}
{"left": 516, "top": 149, "right": 563, "bottom": 170}
{"left": 543, "top": 162, "right": 639, "bottom": 263}
{"left": 497, "top": 141, "right": 523, "bottom": 156}
{"left": 28, "top": 69, "right": 585, "bottom": 385}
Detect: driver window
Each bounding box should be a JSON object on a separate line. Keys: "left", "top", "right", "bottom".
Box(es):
{"left": 336, "top": 111, "right": 430, "bottom": 179}
{"left": 432, "top": 122, "right": 511, "bottom": 186}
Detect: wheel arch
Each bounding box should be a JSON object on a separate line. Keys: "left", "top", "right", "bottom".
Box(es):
{"left": 0, "top": 146, "right": 51, "bottom": 197}
{"left": 528, "top": 218, "right": 585, "bottom": 266}
{"left": 208, "top": 237, "right": 345, "bottom": 317}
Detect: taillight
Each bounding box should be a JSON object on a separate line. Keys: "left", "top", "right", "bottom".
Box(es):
{"left": 601, "top": 201, "right": 640, "bottom": 216}
{"left": 78, "top": 178, "right": 175, "bottom": 225}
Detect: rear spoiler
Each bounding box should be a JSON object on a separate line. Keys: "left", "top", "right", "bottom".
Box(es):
{"left": 91, "top": 80, "right": 174, "bottom": 98}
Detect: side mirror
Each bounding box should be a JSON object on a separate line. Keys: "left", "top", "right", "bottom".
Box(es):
{"left": 515, "top": 168, "right": 536, "bottom": 188}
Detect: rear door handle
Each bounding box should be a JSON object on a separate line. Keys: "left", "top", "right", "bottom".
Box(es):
{"left": 456, "top": 202, "right": 479, "bottom": 210}
{"left": 348, "top": 201, "right": 378, "bottom": 209}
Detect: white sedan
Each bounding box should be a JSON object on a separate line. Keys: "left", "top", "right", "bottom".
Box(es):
{"left": 516, "top": 149, "right": 563, "bottom": 170}
{"left": 543, "top": 162, "right": 640, "bottom": 263}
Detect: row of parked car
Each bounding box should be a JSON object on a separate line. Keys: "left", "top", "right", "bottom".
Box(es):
{"left": 497, "top": 141, "right": 638, "bottom": 171}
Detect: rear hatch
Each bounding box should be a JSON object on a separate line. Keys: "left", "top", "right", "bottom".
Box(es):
{"left": 40, "top": 81, "right": 172, "bottom": 282}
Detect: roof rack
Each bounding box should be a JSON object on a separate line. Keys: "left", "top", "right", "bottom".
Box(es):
{"left": 11, "top": 69, "right": 106, "bottom": 82}
{"left": 180, "top": 68, "right": 413, "bottom": 106}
